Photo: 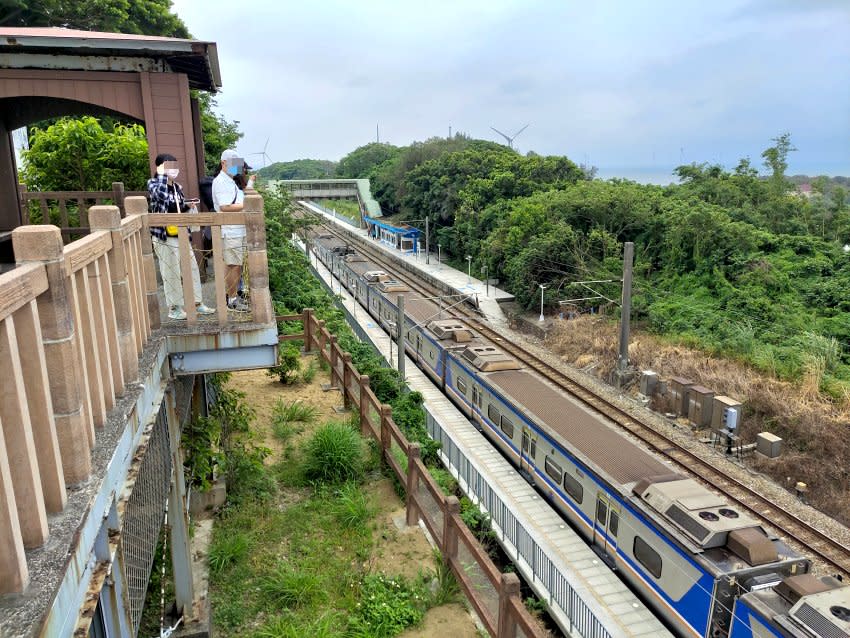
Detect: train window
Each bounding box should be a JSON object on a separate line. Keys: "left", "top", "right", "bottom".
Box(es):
{"left": 609, "top": 511, "right": 619, "bottom": 537}
{"left": 456, "top": 376, "right": 467, "bottom": 395}
{"left": 596, "top": 499, "right": 608, "bottom": 524}
{"left": 472, "top": 386, "right": 479, "bottom": 406}
{"left": 500, "top": 416, "right": 514, "bottom": 438}
{"left": 544, "top": 457, "right": 563, "bottom": 483}
{"left": 529, "top": 439, "right": 537, "bottom": 458}
{"left": 488, "top": 404, "right": 500, "bottom": 424}
{"left": 522, "top": 432, "right": 529, "bottom": 452}
{"left": 634, "top": 537, "right": 662, "bottom": 579}
{"left": 563, "top": 473, "right": 583, "bottom": 504}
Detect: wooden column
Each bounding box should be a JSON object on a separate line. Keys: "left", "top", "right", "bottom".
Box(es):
{"left": 497, "top": 573, "right": 521, "bottom": 638}
{"left": 328, "top": 334, "right": 339, "bottom": 389}
{"left": 380, "top": 404, "right": 392, "bottom": 457}
{"left": 0, "top": 414, "right": 28, "bottom": 593}
{"left": 13, "top": 226, "right": 92, "bottom": 484}
{"left": 303, "top": 308, "right": 313, "bottom": 352}
{"left": 125, "top": 196, "right": 161, "bottom": 330}
{"left": 89, "top": 205, "right": 139, "bottom": 385}
{"left": 443, "top": 496, "right": 460, "bottom": 563}
{"left": 244, "top": 194, "right": 273, "bottom": 324}
{"left": 405, "top": 443, "right": 421, "bottom": 527}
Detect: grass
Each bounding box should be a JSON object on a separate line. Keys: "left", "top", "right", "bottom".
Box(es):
{"left": 303, "top": 420, "right": 366, "bottom": 485}
{"left": 271, "top": 398, "right": 319, "bottom": 442}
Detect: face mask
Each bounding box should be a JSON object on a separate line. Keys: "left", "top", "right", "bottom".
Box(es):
{"left": 156, "top": 164, "right": 165, "bottom": 176}
{"left": 226, "top": 165, "right": 239, "bottom": 176}
{"left": 165, "top": 168, "right": 180, "bottom": 179}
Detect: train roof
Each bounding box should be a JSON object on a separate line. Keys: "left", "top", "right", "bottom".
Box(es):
{"left": 483, "top": 368, "right": 671, "bottom": 485}
{"left": 737, "top": 574, "right": 850, "bottom": 637}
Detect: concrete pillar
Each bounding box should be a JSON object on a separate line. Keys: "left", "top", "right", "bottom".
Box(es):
{"left": 90, "top": 205, "right": 138, "bottom": 385}
{"left": 244, "top": 194, "right": 273, "bottom": 325}
{"left": 13, "top": 225, "right": 92, "bottom": 484}
{"left": 0, "top": 317, "right": 49, "bottom": 548}
{"left": 497, "top": 572, "right": 521, "bottom": 638}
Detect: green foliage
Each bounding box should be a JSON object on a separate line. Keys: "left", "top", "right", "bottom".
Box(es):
{"left": 428, "top": 549, "right": 460, "bottom": 606}
{"left": 300, "top": 359, "right": 318, "bottom": 384}
{"left": 22, "top": 116, "right": 149, "bottom": 193}
{"left": 258, "top": 159, "right": 337, "bottom": 180}
{"left": 1, "top": 0, "right": 189, "bottom": 36}
{"left": 258, "top": 561, "right": 324, "bottom": 608}
{"left": 197, "top": 93, "right": 243, "bottom": 175}
{"left": 303, "top": 421, "right": 365, "bottom": 485}
{"left": 209, "top": 532, "right": 249, "bottom": 574}
{"left": 252, "top": 611, "right": 344, "bottom": 638}
{"left": 268, "top": 343, "right": 301, "bottom": 384}
{"left": 336, "top": 142, "right": 400, "bottom": 178}
{"left": 182, "top": 415, "right": 224, "bottom": 491}
{"left": 349, "top": 574, "right": 427, "bottom": 638}
{"left": 271, "top": 399, "right": 318, "bottom": 442}
{"left": 331, "top": 482, "right": 375, "bottom": 529}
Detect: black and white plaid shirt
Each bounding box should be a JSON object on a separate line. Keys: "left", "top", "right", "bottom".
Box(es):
{"left": 146, "top": 174, "right": 186, "bottom": 240}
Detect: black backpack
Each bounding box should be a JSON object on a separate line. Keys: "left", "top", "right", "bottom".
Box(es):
{"left": 199, "top": 176, "right": 215, "bottom": 211}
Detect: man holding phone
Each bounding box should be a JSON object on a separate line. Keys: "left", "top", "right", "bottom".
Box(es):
{"left": 147, "top": 153, "right": 214, "bottom": 320}
{"left": 212, "top": 149, "right": 248, "bottom": 311}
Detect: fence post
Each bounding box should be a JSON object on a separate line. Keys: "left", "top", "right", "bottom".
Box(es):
{"left": 342, "top": 353, "right": 352, "bottom": 409}
{"left": 244, "top": 194, "right": 273, "bottom": 324}
{"left": 13, "top": 226, "right": 92, "bottom": 485}
{"left": 111, "top": 182, "right": 126, "bottom": 215}
{"left": 497, "top": 572, "right": 521, "bottom": 638}
{"left": 380, "top": 404, "right": 392, "bottom": 458}
{"left": 125, "top": 196, "right": 161, "bottom": 330}
{"left": 328, "top": 334, "right": 339, "bottom": 388}
{"left": 405, "top": 443, "right": 421, "bottom": 527}
{"left": 89, "top": 206, "right": 139, "bottom": 385}
{"left": 358, "top": 375, "right": 370, "bottom": 436}
{"left": 443, "top": 496, "right": 460, "bottom": 563}
{"left": 317, "top": 319, "right": 326, "bottom": 360}
{"left": 303, "top": 307, "right": 313, "bottom": 352}
{"left": 17, "top": 183, "right": 28, "bottom": 226}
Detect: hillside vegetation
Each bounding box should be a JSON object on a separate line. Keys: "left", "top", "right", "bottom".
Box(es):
{"left": 336, "top": 134, "right": 850, "bottom": 401}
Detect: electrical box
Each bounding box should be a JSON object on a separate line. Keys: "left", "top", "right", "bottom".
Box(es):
{"left": 687, "top": 385, "right": 715, "bottom": 428}
{"left": 756, "top": 432, "right": 783, "bottom": 458}
{"left": 669, "top": 377, "right": 694, "bottom": 416}
{"left": 640, "top": 370, "right": 658, "bottom": 397}
{"left": 711, "top": 396, "right": 743, "bottom": 432}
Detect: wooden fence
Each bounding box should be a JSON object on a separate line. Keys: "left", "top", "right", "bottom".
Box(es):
{"left": 278, "top": 308, "right": 547, "bottom": 638}
{"left": 18, "top": 182, "right": 148, "bottom": 242}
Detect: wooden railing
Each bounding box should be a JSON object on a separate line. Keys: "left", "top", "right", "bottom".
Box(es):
{"left": 279, "top": 309, "right": 546, "bottom": 638}
{"left": 0, "top": 193, "right": 273, "bottom": 594}
{"left": 18, "top": 182, "right": 148, "bottom": 242}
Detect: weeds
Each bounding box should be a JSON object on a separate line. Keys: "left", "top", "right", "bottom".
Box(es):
{"left": 272, "top": 399, "right": 319, "bottom": 442}
{"left": 428, "top": 549, "right": 460, "bottom": 606}
{"left": 301, "top": 359, "right": 318, "bottom": 384}
{"left": 209, "top": 532, "right": 249, "bottom": 574}
{"left": 258, "top": 561, "right": 324, "bottom": 608}
{"left": 332, "top": 482, "right": 375, "bottom": 529}
{"left": 303, "top": 420, "right": 365, "bottom": 485}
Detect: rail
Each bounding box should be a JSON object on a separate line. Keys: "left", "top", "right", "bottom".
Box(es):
{"left": 18, "top": 182, "right": 148, "bottom": 242}
{"left": 0, "top": 193, "right": 274, "bottom": 594}
{"left": 277, "top": 309, "right": 547, "bottom": 638}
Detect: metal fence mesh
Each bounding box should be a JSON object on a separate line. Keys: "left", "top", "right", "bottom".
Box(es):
{"left": 119, "top": 401, "right": 173, "bottom": 635}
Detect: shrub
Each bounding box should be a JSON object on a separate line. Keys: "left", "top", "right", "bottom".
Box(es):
{"left": 268, "top": 343, "right": 301, "bottom": 384}
{"left": 349, "top": 574, "right": 426, "bottom": 638}
{"left": 303, "top": 421, "right": 365, "bottom": 484}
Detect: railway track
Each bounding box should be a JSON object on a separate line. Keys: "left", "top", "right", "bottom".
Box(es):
{"left": 301, "top": 205, "right": 850, "bottom": 578}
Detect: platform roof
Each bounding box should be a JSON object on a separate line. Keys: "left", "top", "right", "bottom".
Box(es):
{"left": 0, "top": 27, "right": 221, "bottom": 92}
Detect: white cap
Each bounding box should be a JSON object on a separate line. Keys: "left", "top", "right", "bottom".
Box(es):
{"left": 221, "top": 149, "right": 239, "bottom": 161}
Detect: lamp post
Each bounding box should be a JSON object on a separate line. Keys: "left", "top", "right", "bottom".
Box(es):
{"left": 466, "top": 255, "right": 472, "bottom": 284}
{"left": 438, "top": 244, "right": 442, "bottom": 267}
{"left": 538, "top": 284, "right": 548, "bottom": 322}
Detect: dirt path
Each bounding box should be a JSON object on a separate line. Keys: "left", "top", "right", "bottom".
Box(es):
{"left": 227, "top": 356, "right": 481, "bottom": 637}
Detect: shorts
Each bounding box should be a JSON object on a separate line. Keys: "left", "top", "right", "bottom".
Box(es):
{"left": 222, "top": 236, "right": 246, "bottom": 266}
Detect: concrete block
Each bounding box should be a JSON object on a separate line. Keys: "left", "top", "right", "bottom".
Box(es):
{"left": 756, "top": 432, "right": 783, "bottom": 458}
{"left": 188, "top": 479, "right": 226, "bottom": 515}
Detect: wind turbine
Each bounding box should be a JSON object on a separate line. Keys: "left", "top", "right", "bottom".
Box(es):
{"left": 249, "top": 137, "right": 272, "bottom": 168}
{"left": 490, "top": 124, "right": 530, "bottom": 150}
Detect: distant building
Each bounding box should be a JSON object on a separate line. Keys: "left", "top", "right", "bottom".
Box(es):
{"left": 796, "top": 183, "right": 813, "bottom": 198}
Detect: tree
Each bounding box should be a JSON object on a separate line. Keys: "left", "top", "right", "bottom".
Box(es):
{"left": 761, "top": 132, "right": 796, "bottom": 196}
{"left": 336, "top": 142, "right": 399, "bottom": 178}
{"left": 196, "top": 92, "right": 242, "bottom": 174}
{"left": 21, "top": 116, "right": 149, "bottom": 191}
{"left": 0, "top": 0, "right": 189, "bottom": 36}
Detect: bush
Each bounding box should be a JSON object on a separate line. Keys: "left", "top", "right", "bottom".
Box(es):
{"left": 268, "top": 344, "right": 301, "bottom": 384}
{"left": 349, "top": 574, "right": 426, "bottom": 638}
{"left": 303, "top": 421, "right": 365, "bottom": 484}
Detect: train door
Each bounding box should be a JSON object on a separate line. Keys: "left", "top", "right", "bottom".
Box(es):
{"left": 593, "top": 493, "right": 620, "bottom": 565}
{"left": 520, "top": 426, "right": 537, "bottom": 479}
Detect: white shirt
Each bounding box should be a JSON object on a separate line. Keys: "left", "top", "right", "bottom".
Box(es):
{"left": 212, "top": 171, "right": 246, "bottom": 239}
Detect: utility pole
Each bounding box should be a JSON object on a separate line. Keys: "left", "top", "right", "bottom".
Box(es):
{"left": 538, "top": 284, "right": 548, "bottom": 322}
{"left": 466, "top": 255, "right": 472, "bottom": 283}
{"left": 484, "top": 264, "right": 489, "bottom": 297}
{"left": 425, "top": 216, "right": 430, "bottom": 265}
{"left": 617, "top": 242, "right": 634, "bottom": 372}
{"left": 396, "top": 294, "right": 405, "bottom": 377}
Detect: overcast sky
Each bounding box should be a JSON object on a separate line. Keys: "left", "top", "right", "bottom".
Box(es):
{"left": 172, "top": 0, "right": 849, "bottom": 181}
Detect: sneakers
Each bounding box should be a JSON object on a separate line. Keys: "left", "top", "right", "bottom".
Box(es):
{"left": 168, "top": 306, "right": 187, "bottom": 320}
{"left": 227, "top": 296, "right": 249, "bottom": 311}
{"left": 196, "top": 303, "right": 215, "bottom": 315}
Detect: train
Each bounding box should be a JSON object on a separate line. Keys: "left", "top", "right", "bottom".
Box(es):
{"left": 306, "top": 229, "right": 849, "bottom": 638}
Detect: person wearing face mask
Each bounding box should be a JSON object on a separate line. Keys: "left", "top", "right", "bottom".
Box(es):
{"left": 212, "top": 149, "right": 249, "bottom": 311}
{"left": 147, "top": 153, "right": 215, "bottom": 320}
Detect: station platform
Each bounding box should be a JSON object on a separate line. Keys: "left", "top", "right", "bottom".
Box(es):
{"left": 299, "top": 235, "right": 672, "bottom": 638}
{"left": 298, "top": 201, "right": 513, "bottom": 329}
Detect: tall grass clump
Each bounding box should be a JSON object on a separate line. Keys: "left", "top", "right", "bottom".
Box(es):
{"left": 303, "top": 421, "right": 365, "bottom": 484}
{"left": 272, "top": 398, "right": 319, "bottom": 442}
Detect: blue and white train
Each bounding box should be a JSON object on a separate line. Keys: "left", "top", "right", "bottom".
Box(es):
{"left": 308, "top": 232, "right": 848, "bottom": 638}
